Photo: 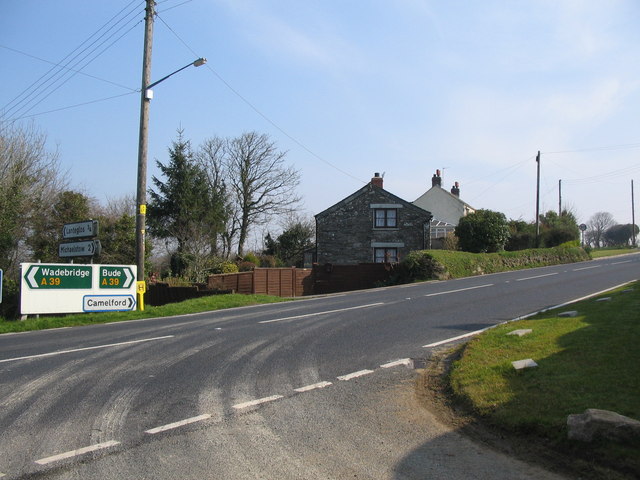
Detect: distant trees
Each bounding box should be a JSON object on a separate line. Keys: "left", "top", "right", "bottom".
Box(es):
{"left": 586, "top": 212, "right": 616, "bottom": 248}
{"left": 603, "top": 224, "right": 638, "bottom": 246}
{"left": 538, "top": 210, "right": 580, "bottom": 247}
{"left": 263, "top": 216, "right": 315, "bottom": 267}
{"left": 224, "top": 132, "right": 301, "bottom": 256}
{"left": 27, "top": 190, "right": 92, "bottom": 263}
{"left": 147, "top": 131, "right": 226, "bottom": 280}
{"left": 455, "top": 209, "right": 510, "bottom": 253}
{"left": 147, "top": 130, "right": 301, "bottom": 279}
{"left": 0, "top": 123, "right": 65, "bottom": 276}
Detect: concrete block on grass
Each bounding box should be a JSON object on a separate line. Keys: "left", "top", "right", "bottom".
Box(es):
{"left": 507, "top": 329, "right": 532, "bottom": 337}
{"left": 558, "top": 311, "right": 578, "bottom": 318}
{"left": 512, "top": 359, "right": 538, "bottom": 370}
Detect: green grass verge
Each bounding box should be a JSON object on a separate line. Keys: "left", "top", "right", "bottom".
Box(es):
{"left": 407, "top": 246, "right": 591, "bottom": 280}
{"left": 449, "top": 281, "right": 640, "bottom": 473}
{"left": 0, "top": 294, "right": 289, "bottom": 334}
{"left": 590, "top": 247, "right": 640, "bottom": 259}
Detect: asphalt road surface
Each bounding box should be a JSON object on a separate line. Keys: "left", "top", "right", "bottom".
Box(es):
{"left": 1, "top": 253, "right": 638, "bottom": 479}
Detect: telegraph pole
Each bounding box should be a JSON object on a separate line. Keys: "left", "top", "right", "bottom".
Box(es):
{"left": 558, "top": 179, "right": 562, "bottom": 215}
{"left": 632, "top": 179, "right": 637, "bottom": 247}
{"left": 535, "top": 151, "right": 541, "bottom": 247}
{"left": 135, "top": 0, "right": 155, "bottom": 291}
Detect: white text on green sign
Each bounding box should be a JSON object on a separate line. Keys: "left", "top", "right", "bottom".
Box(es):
{"left": 99, "top": 267, "right": 135, "bottom": 289}
{"left": 25, "top": 265, "right": 92, "bottom": 289}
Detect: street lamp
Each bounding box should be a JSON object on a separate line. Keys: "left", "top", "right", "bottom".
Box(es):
{"left": 135, "top": 57, "right": 206, "bottom": 308}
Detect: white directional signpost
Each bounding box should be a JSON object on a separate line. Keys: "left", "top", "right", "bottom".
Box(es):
{"left": 62, "top": 220, "right": 99, "bottom": 239}
{"left": 21, "top": 263, "right": 137, "bottom": 315}
{"left": 59, "top": 240, "right": 102, "bottom": 258}
{"left": 59, "top": 220, "right": 100, "bottom": 259}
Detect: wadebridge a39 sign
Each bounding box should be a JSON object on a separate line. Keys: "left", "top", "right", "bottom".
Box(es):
{"left": 21, "top": 263, "right": 137, "bottom": 315}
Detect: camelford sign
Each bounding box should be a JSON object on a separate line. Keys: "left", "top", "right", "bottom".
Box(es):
{"left": 21, "top": 263, "right": 137, "bottom": 315}
{"left": 83, "top": 295, "right": 136, "bottom": 312}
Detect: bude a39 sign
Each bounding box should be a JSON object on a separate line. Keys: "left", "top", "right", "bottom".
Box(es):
{"left": 20, "top": 263, "right": 137, "bottom": 315}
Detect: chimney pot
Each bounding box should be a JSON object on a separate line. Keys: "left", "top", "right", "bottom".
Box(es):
{"left": 371, "top": 173, "right": 383, "bottom": 188}
{"left": 451, "top": 182, "right": 460, "bottom": 197}
{"left": 432, "top": 170, "right": 442, "bottom": 188}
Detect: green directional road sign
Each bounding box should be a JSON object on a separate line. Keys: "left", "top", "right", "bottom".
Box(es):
{"left": 99, "top": 266, "right": 135, "bottom": 289}
{"left": 24, "top": 264, "right": 92, "bottom": 289}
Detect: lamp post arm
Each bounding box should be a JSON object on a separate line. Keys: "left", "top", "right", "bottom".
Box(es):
{"left": 146, "top": 58, "right": 207, "bottom": 90}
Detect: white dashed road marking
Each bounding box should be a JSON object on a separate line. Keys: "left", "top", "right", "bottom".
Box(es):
{"left": 380, "top": 358, "right": 412, "bottom": 369}
{"left": 424, "top": 284, "right": 493, "bottom": 297}
{"left": 337, "top": 370, "right": 374, "bottom": 381}
{"left": 145, "top": 414, "right": 212, "bottom": 434}
{"left": 572, "top": 265, "right": 601, "bottom": 271}
{"left": 258, "top": 303, "right": 384, "bottom": 324}
{"left": 515, "top": 272, "right": 558, "bottom": 281}
{"left": 294, "top": 381, "right": 333, "bottom": 393}
{"left": 233, "top": 395, "right": 284, "bottom": 410}
{"left": 35, "top": 441, "right": 120, "bottom": 465}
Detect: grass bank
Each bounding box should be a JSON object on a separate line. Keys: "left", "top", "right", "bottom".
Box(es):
{"left": 399, "top": 246, "right": 590, "bottom": 282}
{"left": 0, "top": 294, "right": 288, "bottom": 334}
{"left": 449, "top": 281, "right": 640, "bottom": 477}
{"left": 590, "top": 246, "right": 640, "bottom": 259}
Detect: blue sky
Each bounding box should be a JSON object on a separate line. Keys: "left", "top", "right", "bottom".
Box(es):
{"left": 2, "top": 0, "right": 639, "bottom": 235}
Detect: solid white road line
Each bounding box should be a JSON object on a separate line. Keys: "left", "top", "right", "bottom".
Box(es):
{"left": 337, "top": 369, "right": 374, "bottom": 381}
{"left": 515, "top": 272, "right": 558, "bottom": 281}
{"left": 423, "top": 328, "right": 490, "bottom": 348}
{"left": 424, "top": 284, "right": 493, "bottom": 297}
{"left": 294, "top": 381, "right": 333, "bottom": 393}
{"left": 35, "top": 441, "right": 120, "bottom": 465}
{"left": 232, "top": 395, "right": 284, "bottom": 410}
{"left": 0, "top": 335, "right": 175, "bottom": 364}
{"left": 612, "top": 260, "right": 632, "bottom": 265}
{"left": 145, "top": 414, "right": 211, "bottom": 434}
{"left": 380, "top": 358, "right": 412, "bottom": 369}
{"left": 258, "top": 303, "right": 384, "bottom": 324}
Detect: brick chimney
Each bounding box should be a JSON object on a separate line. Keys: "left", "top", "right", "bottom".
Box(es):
{"left": 432, "top": 169, "right": 442, "bottom": 187}
{"left": 371, "top": 172, "right": 383, "bottom": 188}
{"left": 451, "top": 181, "right": 460, "bottom": 197}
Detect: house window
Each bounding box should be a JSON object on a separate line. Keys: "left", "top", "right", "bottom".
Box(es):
{"left": 374, "top": 247, "right": 398, "bottom": 263}
{"left": 374, "top": 209, "right": 397, "bottom": 228}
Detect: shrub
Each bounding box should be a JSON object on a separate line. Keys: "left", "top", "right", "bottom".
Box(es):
{"left": 238, "top": 261, "right": 256, "bottom": 272}
{"left": 441, "top": 232, "right": 459, "bottom": 251}
{"left": 0, "top": 278, "right": 20, "bottom": 320}
{"left": 396, "top": 251, "right": 447, "bottom": 282}
{"left": 455, "top": 209, "right": 510, "bottom": 253}
{"left": 242, "top": 252, "right": 260, "bottom": 265}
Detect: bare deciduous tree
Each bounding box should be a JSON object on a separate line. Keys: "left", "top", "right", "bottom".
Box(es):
{"left": 0, "top": 123, "right": 65, "bottom": 275}
{"left": 223, "top": 132, "right": 301, "bottom": 256}
{"left": 586, "top": 211, "right": 615, "bottom": 248}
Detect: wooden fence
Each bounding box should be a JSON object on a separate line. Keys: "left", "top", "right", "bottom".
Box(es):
{"left": 207, "top": 268, "right": 313, "bottom": 297}
{"left": 206, "top": 264, "right": 394, "bottom": 297}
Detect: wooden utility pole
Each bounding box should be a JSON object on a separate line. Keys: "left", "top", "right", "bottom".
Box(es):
{"left": 135, "top": 0, "right": 155, "bottom": 293}
{"left": 558, "top": 179, "right": 562, "bottom": 215}
{"left": 632, "top": 179, "right": 637, "bottom": 247}
{"left": 535, "top": 151, "right": 541, "bottom": 247}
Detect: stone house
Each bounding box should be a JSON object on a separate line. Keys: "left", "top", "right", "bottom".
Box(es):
{"left": 412, "top": 170, "right": 475, "bottom": 248}
{"left": 315, "top": 173, "right": 433, "bottom": 264}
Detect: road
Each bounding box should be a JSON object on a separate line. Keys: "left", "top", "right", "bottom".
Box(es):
{"left": 0, "top": 253, "right": 638, "bottom": 479}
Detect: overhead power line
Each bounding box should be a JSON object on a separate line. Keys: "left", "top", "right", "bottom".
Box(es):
{"left": 0, "top": 44, "right": 137, "bottom": 92}
{"left": 1, "top": 0, "right": 144, "bottom": 123}
{"left": 155, "top": 13, "right": 367, "bottom": 185}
